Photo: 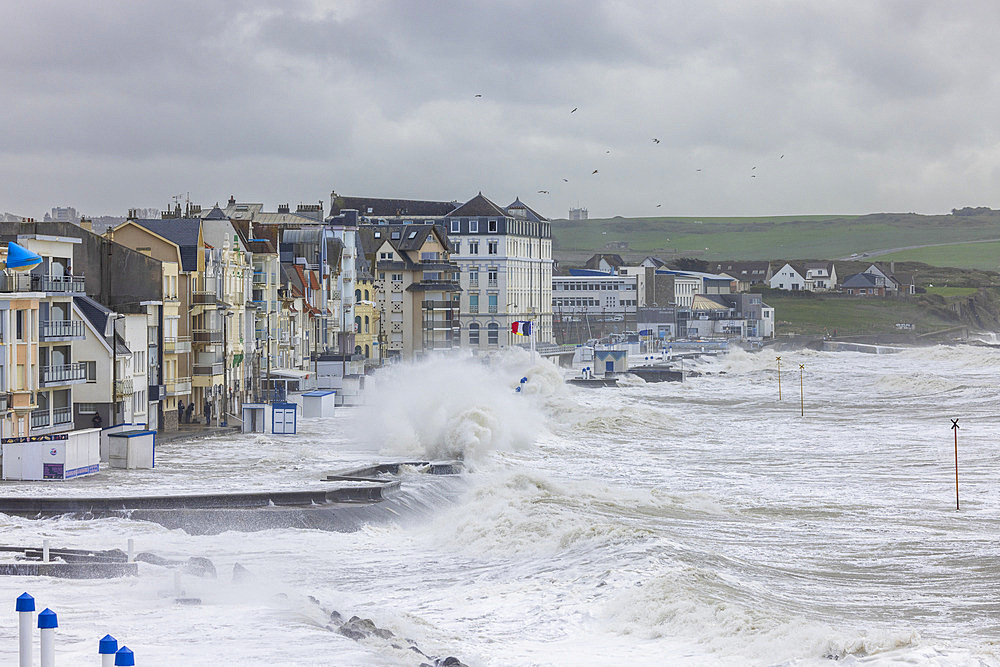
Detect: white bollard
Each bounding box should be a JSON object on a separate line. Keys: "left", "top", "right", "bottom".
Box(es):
{"left": 37, "top": 608, "right": 56, "bottom": 667}
{"left": 99, "top": 635, "right": 118, "bottom": 667}
{"left": 42, "top": 540, "right": 49, "bottom": 564}
{"left": 126, "top": 539, "right": 134, "bottom": 563}
{"left": 17, "top": 592, "right": 34, "bottom": 667}
{"left": 114, "top": 646, "right": 134, "bottom": 666}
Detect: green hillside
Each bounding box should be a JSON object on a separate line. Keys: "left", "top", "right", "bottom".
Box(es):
{"left": 552, "top": 212, "right": 1000, "bottom": 267}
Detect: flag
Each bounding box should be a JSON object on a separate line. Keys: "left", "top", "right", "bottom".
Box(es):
{"left": 511, "top": 321, "right": 532, "bottom": 336}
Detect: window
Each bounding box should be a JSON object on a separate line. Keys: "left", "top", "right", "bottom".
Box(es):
{"left": 487, "top": 322, "right": 499, "bottom": 345}
{"left": 469, "top": 323, "right": 480, "bottom": 345}
{"left": 488, "top": 294, "right": 498, "bottom": 313}
{"left": 380, "top": 252, "right": 392, "bottom": 260}
{"left": 354, "top": 315, "right": 362, "bottom": 332}
{"left": 77, "top": 403, "right": 97, "bottom": 414}
{"left": 364, "top": 316, "right": 370, "bottom": 333}
{"left": 488, "top": 241, "right": 498, "bottom": 255}
{"left": 469, "top": 270, "right": 479, "bottom": 287}
{"left": 15, "top": 310, "right": 23, "bottom": 341}
{"left": 453, "top": 241, "right": 460, "bottom": 254}
{"left": 469, "top": 241, "right": 479, "bottom": 255}
{"left": 470, "top": 219, "right": 479, "bottom": 233}
{"left": 469, "top": 294, "right": 479, "bottom": 313}
{"left": 488, "top": 270, "right": 497, "bottom": 286}
{"left": 450, "top": 219, "right": 460, "bottom": 233}
{"left": 85, "top": 361, "right": 97, "bottom": 382}
{"left": 488, "top": 219, "right": 498, "bottom": 233}
{"left": 391, "top": 274, "right": 403, "bottom": 282}
{"left": 408, "top": 231, "right": 418, "bottom": 239}
{"left": 374, "top": 231, "right": 382, "bottom": 238}
{"left": 364, "top": 290, "right": 370, "bottom": 300}
{"left": 355, "top": 289, "right": 362, "bottom": 301}
{"left": 391, "top": 231, "right": 401, "bottom": 240}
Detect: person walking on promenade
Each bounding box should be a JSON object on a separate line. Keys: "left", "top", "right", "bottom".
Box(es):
{"left": 185, "top": 402, "right": 194, "bottom": 424}
{"left": 204, "top": 399, "right": 212, "bottom": 426}
{"left": 177, "top": 400, "right": 185, "bottom": 426}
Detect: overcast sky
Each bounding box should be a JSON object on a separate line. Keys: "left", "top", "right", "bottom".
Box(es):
{"left": 4, "top": 1, "right": 1000, "bottom": 220}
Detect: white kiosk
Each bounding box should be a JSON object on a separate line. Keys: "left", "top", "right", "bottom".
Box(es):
{"left": 241, "top": 403, "right": 270, "bottom": 434}
{"left": 107, "top": 429, "right": 155, "bottom": 469}
{"left": 241, "top": 402, "right": 298, "bottom": 435}
{"left": 2, "top": 429, "right": 101, "bottom": 480}
{"left": 271, "top": 402, "right": 297, "bottom": 435}
{"left": 301, "top": 390, "right": 336, "bottom": 418}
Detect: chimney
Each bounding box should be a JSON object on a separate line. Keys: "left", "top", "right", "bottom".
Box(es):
{"left": 80, "top": 218, "right": 93, "bottom": 232}
{"left": 228, "top": 195, "right": 236, "bottom": 206}
{"left": 890, "top": 261, "right": 895, "bottom": 275}
{"left": 278, "top": 204, "right": 290, "bottom": 214}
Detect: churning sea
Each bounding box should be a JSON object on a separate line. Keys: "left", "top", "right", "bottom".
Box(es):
{"left": 1, "top": 344, "right": 999, "bottom": 666}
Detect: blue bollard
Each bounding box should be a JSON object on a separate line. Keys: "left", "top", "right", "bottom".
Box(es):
{"left": 115, "top": 646, "right": 135, "bottom": 666}
{"left": 38, "top": 609, "right": 57, "bottom": 667}
{"left": 100, "top": 634, "right": 119, "bottom": 667}
{"left": 17, "top": 592, "right": 34, "bottom": 667}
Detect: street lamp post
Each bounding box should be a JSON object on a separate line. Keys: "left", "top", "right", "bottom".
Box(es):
{"left": 222, "top": 310, "right": 233, "bottom": 426}
{"left": 109, "top": 313, "right": 123, "bottom": 425}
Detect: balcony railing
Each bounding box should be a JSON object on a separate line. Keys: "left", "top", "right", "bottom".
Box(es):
{"left": 35, "top": 275, "right": 85, "bottom": 293}
{"left": 488, "top": 305, "right": 498, "bottom": 313}
{"left": 422, "top": 300, "right": 455, "bottom": 310}
{"left": 40, "top": 319, "right": 84, "bottom": 340}
{"left": 166, "top": 376, "right": 192, "bottom": 395}
{"left": 114, "top": 378, "right": 133, "bottom": 399}
{"left": 193, "top": 362, "right": 223, "bottom": 376}
{"left": 53, "top": 406, "right": 72, "bottom": 425}
{"left": 192, "top": 329, "right": 223, "bottom": 344}
{"left": 192, "top": 291, "right": 219, "bottom": 306}
{"left": 41, "top": 362, "right": 86, "bottom": 386}
{"left": 30, "top": 409, "right": 49, "bottom": 429}
{"left": 487, "top": 280, "right": 498, "bottom": 287}
{"left": 469, "top": 305, "right": 479, "bottom": 314}
{"left": 252, "top": 272, "right": 267, "bottom": 286}
{"left": 164, "top": 335, "right": 192, "bottom": 353}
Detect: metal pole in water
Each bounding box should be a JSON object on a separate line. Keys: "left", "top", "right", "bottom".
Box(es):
{"left": 99, "top": 635, "right": 118, "bottom": 667}
{"left": 952, "top": 418, "right": 960, "bottom": 510}
{"left": 126, "top": 539, "right": 134, "bottom": 563}
{"left": 42, "top": 540, "right": 49, "bottom": 564}
{"left": 37, "top": 608, "right": 56, "bottom": 667}
{"left": 17, "top": 592, "right": 34, "bottom": 667}
{"left": 799, "top": 364, "right": 805, "bottom": 417}
{"left": 776, "top": 356, "right": 782, "bottom": 400}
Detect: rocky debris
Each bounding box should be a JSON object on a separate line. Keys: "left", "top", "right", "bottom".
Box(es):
{"left": 420, "top": 658, "right": 468, "bottom": 667}
{"left": 337, "top": 615, "right": 396, "bottom": 641}
{"left": 134, "top": 552, "right": 217, "bottom": 578}
{"left": 231, "top": 562, "right": 253, "bottom": 584}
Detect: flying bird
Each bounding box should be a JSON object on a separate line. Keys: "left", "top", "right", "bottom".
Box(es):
{"left": 780, "top": 154, "right": 784, "bottom": 159}
{"left": 474, "top": 94, "right": 482, "bottom": 98}
{"left": 656, "top": 204, "right": 662, "bottom": 208}
{"left": 652, "top": 138, "right": 660, "bottom": 144}
{"left": 571, "top": 107, "right": 578, "bottom": 113}
{"left": 592, "top": 169, "right": 599, "bottom": 174}
{"left": 537, "top": 190, "right": 549, "bottom": 194}
{"left": 751, "top": 174, "right": 757, "bottom": 178}
{"left": 696, "top": 168, "right": 702, "bottom": 172}
{"left": 752, "top": 166, "right": 757, "bottom": 170}
{"left": 562, "top": 178, "right": 568, "bottom": 182}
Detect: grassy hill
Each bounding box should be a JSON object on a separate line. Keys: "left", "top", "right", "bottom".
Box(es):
{"left": 552, "top": 212, "right": 1000, "bottom": 268}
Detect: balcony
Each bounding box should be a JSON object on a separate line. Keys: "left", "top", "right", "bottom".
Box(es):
{"left": 488, "top": 305, "right": 498, "bottom": 313}
{"left": 193, "top": 362, "right": 223, "bottom": 376}
{"left": 252, "top": 272, "right": 267, "bottom": 286}
{"left": 488, "top": 280, "right": 498, "bottom": 287}
{"left": 114, "top": 378, "right": 133, "bottom": 399}
{"left": 192, "top": 291, "right": 219, "bottom": 306}
{"left": 0, "top": 392, "right": 11, "bottom": 412}
{"left": 422, "top": 300, "right": 456, "bottom": 310}
{"left": 40, "top": 319, "right": 85, "bottom": 341}
{"left": 470, "top": 305, "right": 479, "bottom": 314}
{"left": 34, "top": 275, "right": 85, "bottom": 293}
{"left": 164, "top": 335, "right": 192, "bottom": 354}
{"left": 53, "top": 406, "right": 72, "bottom": 426}
{"left": 30, "top": 409, "right": 49, "bottom": 430}
{"left": 40, "top": 362, "right": 86, "bottom": 386}
{"left": 192, "top": 329, "right": 223, "bottom": 344}
{"left": 166, "top": 376, "right": 192, "bottom": 396}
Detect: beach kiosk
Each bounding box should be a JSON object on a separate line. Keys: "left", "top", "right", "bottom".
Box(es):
{"left": 2, "top": 429, "right": 101, "bottom": 480}
{"left": 301, "top": 390, "right": 336, "bottom": 418}
{"left": 107, "top": 429, "right": 155, "bottom": 469}
{"left": 594, "top": 349, "right": 628, "bottom": 375}
{"left": 241, "top": 402, "right": 298, "bottom": 435}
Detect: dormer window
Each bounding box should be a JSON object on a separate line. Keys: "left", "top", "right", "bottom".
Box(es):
{"left": 488, "top": 219, "right": 498, "bottom": 233}
{"left": 391, "top": 231, "right": 401, "bottom": 240}
{"left": 470, "top": 219, "right": 479, "bottom": 233}
{"left": 408, "top": 231, "right": 418, "bottom": 239}
{"left": 450, "top": 219, "right": 460, "bottom": 233}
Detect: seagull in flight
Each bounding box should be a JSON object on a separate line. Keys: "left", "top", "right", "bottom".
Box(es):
{"left": 652, "top": 138, "right": 660, "bottom": 144}
{"left": 656, "top": 204, "right": 662, "bottom": 208}
{"left": 571, "top": 107, "right": 578, "bottom": 113}
{"left": 474, "top": 94, "right": 482, "bottom": 98}
{"left": 780, "top": 154, "right": 784, "bottom": 159}
{"left": 592, "top": 169, "right": 599, "bottom": 174}
{"left": 537, "top": 190, "right": 549, "bottom": 194}
{"left": 752, "top": 166, "right": 757, "bottom": 170}
{"left": 562, "top": 178, "right": 568, "bottom": 182}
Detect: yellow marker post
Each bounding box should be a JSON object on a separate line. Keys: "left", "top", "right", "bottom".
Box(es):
{"left": 776, "top": 356, "right": 782, "bottom": 400}
{"left": 799, "top": 364, "right": 805, "bottom": 417}
{"left": 952, "top": 419, "right": 960, "bottom": 510}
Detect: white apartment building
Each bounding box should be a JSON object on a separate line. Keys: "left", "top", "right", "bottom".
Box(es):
{"left": 446, "top": 194, "right": 553, "bottom": 349}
